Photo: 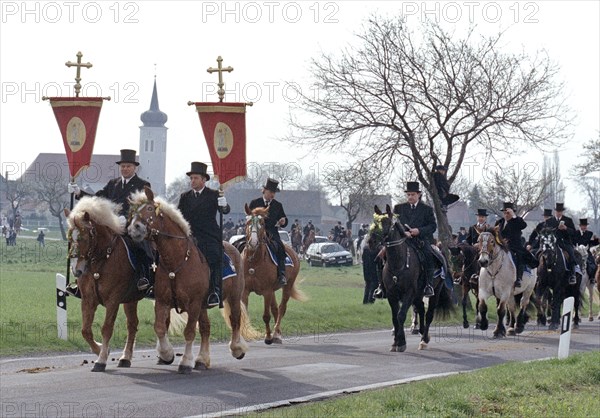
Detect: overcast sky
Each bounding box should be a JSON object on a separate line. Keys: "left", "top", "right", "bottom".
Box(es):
{"left": 1, "top": 1, "right": 598, "bottom": 212}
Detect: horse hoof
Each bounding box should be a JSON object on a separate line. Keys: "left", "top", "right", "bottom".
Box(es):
{"left": 397, "top": 344, "right": 407, "bottom": 352}
{"left": 463, "top": 322, "right": 469, "bottom": 329}
{"left": 411, "top": 328, "right": 419, "bottom": 335}
{"left": 516, "top": 327, "right": 524, "bottom": 335}
{"left": 390, "top": 346, "right": 397, "bottom": 352}
{"left": 549, "top": 323, "right": 559, "bottom": 331}
{"left": 157, "top": 356, "right": 175, "bottom": 365}
{"left": 235, "top": 352, "right": 246, "bottom": 360}
{"left": 573, "top": 323, "right": 579, "bottom": 330}
{"left": 117, "top": 359, "right": 131, "bottom": 368}
{"left": 194, "top": 361, "right": 207, "bottom": 371}
{"left": 475, "top": 323, "right": 481, "bottom": 330}
{"left": 507, "top": 329, "right": 516, "bottom": 336}
{"left": 588, "top": 317, "right": 593, "bottom": 322}
{"left": 91, "top": 363, "right": 106, "bottom": 372}
{"left": 418, "top": 342, "right": 427, "bottom": 350}
{"left": 272, "top": 337, "right": 283, "bottom": 344}
{"left": 178, "top": 365, "right": 193, "bottom": 374}
{"left": 479, "top": 323, "right": 488, "bottom": 331}
{"left": 264, "top": 338, "right": 273, "bottom": 345}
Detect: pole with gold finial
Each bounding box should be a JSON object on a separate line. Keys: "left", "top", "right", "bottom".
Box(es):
{"left": 207, "top": 56, "right": 233, "bottom": 103}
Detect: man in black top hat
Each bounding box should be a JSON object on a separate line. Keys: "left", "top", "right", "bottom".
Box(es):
{"left": 526, "top": 209, "right": 553, "bottom": 252}
{"left": 574, "top": 218, "right": 599, "bottom": 283}
{"left": 495, "top": 202, "right": 528, "bottom": 288}
{"left": 249, "top": 178, "right": 288, "bottom": 287}
{"left": 466, "top": 209, "right": 490, "bottom": 246}
{"left": 67, "top": 149, "right": 152, "bottom": 295}
{"left": 177, "top": 162, "right": 230, "bottom": 308}
{"left": 303, "top": 220, "right": 315, "bottom": 241}
{"left": 433, "top": 165, "right": 459, "bottom": 211}
{"left": 545, "top": 203, "right": 578, "bottom": 285}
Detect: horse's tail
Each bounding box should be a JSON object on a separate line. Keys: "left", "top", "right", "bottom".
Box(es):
{"left": 167, "top": 307, "right": 188, "bottom": 336}
{"left": 290, "top": 280, "right": 308, "bottom": 302}
{"left": 434, "top": 286, "right": 455, "bottom": 321}
{"left": 222, "top": 300, "right": 262, "bottom": 341}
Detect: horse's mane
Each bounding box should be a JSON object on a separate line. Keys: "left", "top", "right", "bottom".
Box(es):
{"left": 129, "top": 191, "right": 191, "bottom": 236}
{"left": 457, "top": 242, "right": 478, "bottom": 259}
{"left": 251, "top": 206, "right": 269, "bottom": 217}
{"left": 67, "top": 196, "right": 124, "bottom": 234}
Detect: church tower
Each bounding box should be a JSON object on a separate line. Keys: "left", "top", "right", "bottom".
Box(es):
{"left": 138, "top": 78, "right": 168, "bottom": 196}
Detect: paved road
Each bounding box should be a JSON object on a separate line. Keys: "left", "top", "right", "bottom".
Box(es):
{"left": 1, "top": 321, "right": 598, "bottom": 417}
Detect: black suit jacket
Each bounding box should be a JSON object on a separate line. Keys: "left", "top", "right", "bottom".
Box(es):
{"left": 545, "top": 216, "right": 576, "bottom": 244}
{"left": 248, "top": 197, "right": 287, "bottom": 239}
{"left": 78, "top": 174, "right": 150, "bottom": 216}
{"left": 466, "top": 223, "right": 489, "bottom": 246}
{"left": 573, "top": 230, "right": 599, "bottom": 247}
{"left": 495, "top": 217, "right": 527, "bottom": 252}
{"left": 393, "top": 201, "right": 436, "bottom": 245}
{"left": 177, "top": 187, "right": 230, "bottom": 245}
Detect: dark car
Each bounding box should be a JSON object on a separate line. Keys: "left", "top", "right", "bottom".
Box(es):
{"left": 305, "top": 242, "right": 353, "bottom": 267}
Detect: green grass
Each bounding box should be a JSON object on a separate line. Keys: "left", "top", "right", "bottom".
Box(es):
{"left": 255, "top": 351, "right": 600, "bottom": 417}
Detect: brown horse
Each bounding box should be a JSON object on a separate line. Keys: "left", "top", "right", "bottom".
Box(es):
{"left": 128, "top": 187, "right": 258, "bottom": 374}
{"left": 65, "top": 197, "right": 144, "bottom": 372}
{"left": 302, "top": 229, "right": 315, "bottom": 254}
{"left": 243, "top": 204, "right": 306, "bottom": 344}
{"left": 291, "top": 226, "right": 303, "bottom": 254}
{"left": 448, "top": 243, "right": 480, "bottom": 329}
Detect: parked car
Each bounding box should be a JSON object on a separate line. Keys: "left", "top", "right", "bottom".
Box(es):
{"left": 305, "top": 242, "right": 353, "bottom": 267}
{"left": 228, "top": 230, "right": 291, "bottom": 246}
{"left": 314, "top": 235, "right": 330, "bottom": 243}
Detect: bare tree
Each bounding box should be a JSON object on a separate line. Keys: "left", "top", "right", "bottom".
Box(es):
{"left": 165, "top": 175, "right": 190, "bottom": 203}
{"left": 296, "top": 172, "right": 324, "bottom": 192}
{"left": 479, "top": 163, "right": 552, "bottom": 218}
{"left": 324, "top": 164, "right": 383, "bottom": 228}
{"left": 542, "top": 151, "right": 565, "bottom": 209}
{"left": 5, "top": 178, "right": 31, "bottom": 223}
{"left": 287, "top": 17, "right": 572, "bottom": 249}
{"left": 574, "top": 175, "right": 600, "bottom": 231}
{"left": 574, "top": 133, "right": 600, "bottom": 176}
{"left": 31, "top": 176, "right": 70, "bottom": 240}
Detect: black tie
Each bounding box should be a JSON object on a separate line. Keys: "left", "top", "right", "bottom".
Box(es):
{"left": 195, "top": 191, "right": 199, "bottom": 198}
{"left": 411, "top": 204, "right": 415, "bottom": 210}
{"left": 121, "top": 180, "right": 126, "bottom": 190}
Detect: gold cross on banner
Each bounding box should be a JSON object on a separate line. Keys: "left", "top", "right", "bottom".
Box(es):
{"left": 65, "top": 51, "right": 93, "bottom": 97}
{"left": 207, "top": 56, "right": 233, "bottom": 102}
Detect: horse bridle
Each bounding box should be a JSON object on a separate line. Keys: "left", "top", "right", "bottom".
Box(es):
{"left": 245, "top": 214, "right": 267, "bottom": 261}
{"left": 479, "top": 233, "right": 504, "bottom": 279}
{"left": 68, "top": 223, "right": 117, "bottom": 265}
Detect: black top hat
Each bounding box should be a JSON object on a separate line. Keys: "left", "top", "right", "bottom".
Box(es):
{"left": 405, "top": 181, "right": 421, "bottom": 193}
{"left": 434, "top": 165, "right": 448, "bottom": 171}
{"left": 501, "top": 202, "right": 514, "bottom": 211}
{"left": 579, "top": 218, "right": 588, "bottom": 225}
{"left": 263, "top": 178, "right": 280, "bottom": 193}
{"left": 186, "top": 162, "right": 210, "bottom": 180}
{"left": 476, "top": 209, "right": 488, "bottom": 217}
{"left": 555, "top": 203, "right": 566, "bottom": 212}
{"left": 116, "top": 149, "right": 139, "bottom": 166}
{"left": 543, "top": 209, "right": 552, "bottom": 217}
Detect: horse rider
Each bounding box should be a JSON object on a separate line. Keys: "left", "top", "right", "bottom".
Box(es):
{"left": 574, "top": 218, "right": 599, "bottom": 283}
{"left": 177, "top": 162, "right": 229, "bottom": 308}
{"left": 303, "top": 220, "right": 315, "bottom": 241}
{"left": 545, "top": 203, "right": 578, "bottom": 285}
{"left": 291, "top": 219, "right": 300, "bottom": 233}
{"left": 466, "top": 209, "right": 490, "bottom": 246}
{"left": 526, "top": 208, "right": 553, "bottom": 252}
{"left": 357, "top": 223, "right": 369, "bottom": 249}
{"left": 375, "top": 181, "right": 438, "bottom": 298}
{"left": 495, "top": 202, "right": 528, "bottom": 288}
{"left": 432, "top": 165, "right": 459, "bottom": 211}
{"left": 249, "top": 178, "right": 288, "bottom": 287}
{"left": 333, "top": 221, "right": 343, "bottom": 242}
{"left": 67, "top": 149, "right": 152, "bottom": 295}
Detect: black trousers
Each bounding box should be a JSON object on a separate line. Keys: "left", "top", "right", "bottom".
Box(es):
{"left": 197, "top": 240, "right": 221, "bottom": 288}
{"left": 268, "top": 232, "right": 286, "bottom": 275}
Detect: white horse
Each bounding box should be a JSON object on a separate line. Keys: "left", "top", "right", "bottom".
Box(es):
{"left": 476, "top": 231, "right": 532, "bottom": 338}
{"left": 577, "top": 244, "right": 597, "bottom": 321}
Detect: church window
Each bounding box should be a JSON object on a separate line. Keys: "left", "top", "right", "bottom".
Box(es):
{"left": 145, "top": 140, "right": 148, "bottom": 152}
{"left": 151, "top": 141, "right": 154, "bottom": 152}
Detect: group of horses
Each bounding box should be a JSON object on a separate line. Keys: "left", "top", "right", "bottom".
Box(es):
{"left": 65, "top": 187, "right": 305, "bottom": 373}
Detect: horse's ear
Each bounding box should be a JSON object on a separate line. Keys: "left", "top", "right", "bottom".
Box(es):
{"left": 244, "top": 203, "right": 251, "bottom": 215}
{"left": 83, "top": 212, "right": 90, "bottom": 222}
{"left": 374, "top": 205, "right": 382, "bottom": 215}
{"left": 144, "top": 185, "right": 154, "bottom": 201}
{"left": 385, "top": 204, "right": 393, "bottom": 218}
{"left": 64, "top": 208, "right": 70, "bottom": 218}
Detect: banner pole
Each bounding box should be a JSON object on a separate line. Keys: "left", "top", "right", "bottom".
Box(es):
{"left": 66, "top": 175, "right": 75, "bottom": 286}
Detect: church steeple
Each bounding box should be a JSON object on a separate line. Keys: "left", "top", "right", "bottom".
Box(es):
{"left": 140, "top": 78, "right": 168, "bottom": 127}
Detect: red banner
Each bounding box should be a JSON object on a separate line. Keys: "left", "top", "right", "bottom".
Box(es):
{"left": 48, "top": 97, "right": 103, "bottom": 178}
{"left": 193, "top": 102, "right": 247, "bottom": 188}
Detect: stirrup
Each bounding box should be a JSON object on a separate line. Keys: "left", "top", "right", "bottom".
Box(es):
{"left": 207, "top": 292, "right": 220, "bottom": 308}
{"left": 65, "top": 283, "right": 81, "bottom": 298}
{"left": 373, "top": 285, "right": 385, "bottom": 299}
{"left": 137, "top": 277, "right": 150, "bottom": 291}
{"left": 514, "top": 279, "right": 522, "bottom": 288}
{"left": 423, "top": 285, "right": 435, "bottom": 298}
{"left": 568, "top": 274, "right": 577, "bottom": 285}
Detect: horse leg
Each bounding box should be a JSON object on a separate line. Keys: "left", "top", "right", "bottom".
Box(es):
{"left": 549, "top": 284, "right": 563, "bottom": 331}
{"left": 272, "top": 288, "right": 292, "bottom": 345}
{"left": 224, "top": 285, "right": 248, "bottom": 360}
{"left": 474, "top": 290, "right": 481, "bottom": 329}
{"left": 92, "top": 303, "right": 120, "bottom": 372}
{"left": 477, "top": 298, "right": 488, "bottom": 331}
{"left": 394, "top": 297, "right": 411, "bottom": 352}
{"left": 462, "top": 286, "right": 470, "bottom": 329}
{"left": 269, "top": 295, "right": 282, "bottom": 344}
{"left": 419, "top": 297, "right": 436, "bottom": 350}
{"left": 493, "top": 298, "right": 507, "bottom": 338}
{"left": 118, "top": 301, "right": 139, "bottom": 368}
{"left": 154, "top": 301, "right": 174, "bottom": 365}
{"left": 178, "top": 306, "right": 200, "bottom": 374}
{"left": 194, "top": 309, "right": 211, "bottom": 370}
{"left": 262, "top": 293, "right": 274, "bottom": 345}
{"left": 507, "top": 294, "right": 520, "bottom": 336}
{"left": 81, "top": 297, "right": 101, "bottom": 356}
{"left": 387, "top": 295, "right": 401, "bottom": 351}
{"left": 410, "top": 305, "right": 420, "bottom": 335}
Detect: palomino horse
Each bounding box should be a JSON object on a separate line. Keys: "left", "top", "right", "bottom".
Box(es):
{"left": 576, "top": 244, "right": 596, "bottom": 322}
{"left": 65, "top": 197, "right": 145, "bottom": 372}
{"left": 243, "top": 204, "right": 306, "bottom": 344}
{"left": 476, "top": 231, "right": 536, "bottom": 337}
{"left": 377, "top": 205, "right": 454, "bottom": 352}
{"left": 448, "top": 243, "right": 480, "bottom": 329}
{"left": 128, "top": 187, "right": 258, "bottom": 373}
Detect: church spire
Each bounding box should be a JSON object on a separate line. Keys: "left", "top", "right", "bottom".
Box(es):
{"left": 140, "top": 78, "right": 167, "bottom": 127}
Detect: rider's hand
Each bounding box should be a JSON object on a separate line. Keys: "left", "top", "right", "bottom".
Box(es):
{"left": 118, "top": 215, "right": 126, "bottom": 229}
{"left": 558, "top": 222, "right": 567, "bottom": 230}
{"left": 277, "top": 217, "right": 286, "bottom": 226}
{"left": 217, "top": 196, "right": 227, "bottom": 207}
{"left": 409, "top": 228, "right": 420, "bottom": 236}
{"left": 67, "top": 182, "right": 81, "bottom": 196}
{"left": 404, "top": 231, "right": 412, "bottom": 238}
{"left": 526, "top": 244, "right": 532, "bottom": 251}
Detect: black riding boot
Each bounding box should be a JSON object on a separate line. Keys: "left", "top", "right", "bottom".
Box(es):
{"left": 207, "top": 266, "right": 222, "bottom": 309}
{"left": 568, "top": 261, "right": 577, "bottom": 285}
{"left": 423, "top": 262, "right": 435, "bottom": 297}
{"left": 515, "top": 261, "right": 524, "bottom": 288}
{"left": 277, "top": 258, "right": 287, "bottom": 287}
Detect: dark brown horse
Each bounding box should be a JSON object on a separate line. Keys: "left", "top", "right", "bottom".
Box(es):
{"left": 65, "top": 197, "right": 144, "bottom": 372}
{"left": 243, "top": 204, "right": 306, "bottom": 344}
{"left": 302, "top": 229, "right": 315, "bottom": 254}
{"left": 128, "top": 187, "right": 258, "bottom": 373}
{"left": 291, "top": 226, "right": 303, "bottom": 254}
{"left": 377, "top": 205, "right": 454, "bottom": 352}
{"left": 448, "top": 243, "right": 480, "bottom": 329}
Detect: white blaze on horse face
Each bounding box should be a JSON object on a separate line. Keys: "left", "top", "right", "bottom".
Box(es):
{"left": 478, "top": 234, "right": 491, "bottom": 267}
{"left": 127, "top": 205, "right": 148, "bottom": 241}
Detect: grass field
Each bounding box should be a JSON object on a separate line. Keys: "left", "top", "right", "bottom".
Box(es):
{"left": 1, "top": 239, "right": 599, "bottom": 357}
{"left": 255, "top": 351, "right": 600, "bottom": 417}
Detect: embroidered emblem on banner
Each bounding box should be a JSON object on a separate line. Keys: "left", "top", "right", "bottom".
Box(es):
{"left": 66, "top": 117, "right": 86, "bottom": 152}
{"left": 214, "top": 122, "right": 233, "bottom": 159}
